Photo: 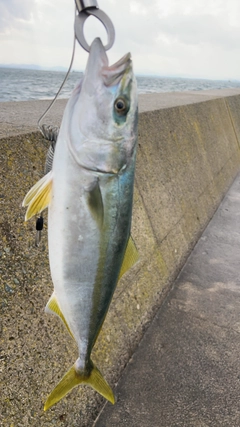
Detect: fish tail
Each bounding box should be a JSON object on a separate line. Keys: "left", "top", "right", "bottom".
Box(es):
{"left": 44, "top": 360, "right": 115, "bottom": 411}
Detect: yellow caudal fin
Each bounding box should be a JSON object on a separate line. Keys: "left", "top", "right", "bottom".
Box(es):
{"left": 84, "top": 363, "right": 115, "bottom": 404}
{"left": 45, "top": 293, "right": 75, "bottom": 340}
{"left": 22, "top": 171, "right": 53, "bottom": 221}
{"left": 119, "top": 235, "right": 139, "bottom": 280}
{"left": 44, "top": 361, "right": 115, "bottom": 411}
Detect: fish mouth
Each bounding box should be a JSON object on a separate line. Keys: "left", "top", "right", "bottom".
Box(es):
{"left": 86, "top": 37, "right": 108, "bottom": 73}
{"left": 85, "top": 38, "right": 132, "bottom": 89}
{"left": 102, "top": 52, "right": 132, "bottom": 87}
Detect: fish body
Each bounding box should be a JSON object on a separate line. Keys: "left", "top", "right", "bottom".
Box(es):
{"left": 23, "top": 38, "right": 138, "bottom": 409}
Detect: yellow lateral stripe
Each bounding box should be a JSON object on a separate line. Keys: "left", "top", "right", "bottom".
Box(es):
{"left": 119, "top": 235, "right": 139, "bottom": 280}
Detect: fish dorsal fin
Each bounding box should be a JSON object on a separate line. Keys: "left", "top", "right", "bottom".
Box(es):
{"left": 119, "top": 235, "right": 139, "bottom": 280}
{"left": 45, "top": 293, "right": 74, "bottom": 340}
{"left": 22, "top": 171, "right": 53, "bottom": 221}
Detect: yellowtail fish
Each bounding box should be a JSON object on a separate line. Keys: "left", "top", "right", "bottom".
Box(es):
{"left": 22, "top": 37, "right": 138, "bottom": 411}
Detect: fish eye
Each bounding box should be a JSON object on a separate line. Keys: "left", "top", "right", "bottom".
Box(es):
{"left": 114, "top": 97, "right": 128, "bottom": 115}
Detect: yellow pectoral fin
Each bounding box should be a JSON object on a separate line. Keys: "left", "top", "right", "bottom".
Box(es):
{"left": 45, "top": 293, "right": 75, "bottom": 340}
{"left": 22, "top": 171, "right": 53, "bottom": 221}
{"left": 119, "top": 235, "right": 139, "bottom": 280}
{"left": 44, "top": 361, "right": 115, "bottom": 411}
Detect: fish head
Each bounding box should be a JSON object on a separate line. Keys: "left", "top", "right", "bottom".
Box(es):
{"left": 69, "top": 37, "right": 138, "bottom": 174}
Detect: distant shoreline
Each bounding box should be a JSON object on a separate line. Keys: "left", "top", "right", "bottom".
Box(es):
{"left": 0, "top": 64, "right": 240, "bottom": 82}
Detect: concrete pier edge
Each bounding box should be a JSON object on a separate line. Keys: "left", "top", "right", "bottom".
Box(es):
{"left": 1, "top": 89, "right": 240, "bottom": 426}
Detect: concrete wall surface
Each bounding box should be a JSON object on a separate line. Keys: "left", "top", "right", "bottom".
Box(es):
{"left": 1, "top": 91, "right": 240, "bottom": 426}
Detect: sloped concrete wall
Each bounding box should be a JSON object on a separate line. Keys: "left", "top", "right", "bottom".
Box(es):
{"left": 1, "top": 93, "right": 240, "bottom": 426}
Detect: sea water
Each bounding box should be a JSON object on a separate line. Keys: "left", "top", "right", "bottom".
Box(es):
{"left": 0, "top": 67, "right": 240, "bottom": 103}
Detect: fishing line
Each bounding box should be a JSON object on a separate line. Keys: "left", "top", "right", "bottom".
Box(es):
{"left": 35, "top": 7, "right": 78, "bottom": 247}
{"left": 37, "top": 6, "right": 77, "bottom": 140}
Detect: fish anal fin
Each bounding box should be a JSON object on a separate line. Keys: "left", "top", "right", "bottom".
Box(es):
{"left": 119, "top": 235, "right": 139, "bottom": 280}
{"left": 22, "top": 171, "right": 53, "bottom": 221}
{"left": 44, "top": 361, "right": 115, "bottom": 411}
{"left": 45, "top": 293, "right": 74, "bottom": 340}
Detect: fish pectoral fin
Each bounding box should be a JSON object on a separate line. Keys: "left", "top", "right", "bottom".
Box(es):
{"left": 87, "top": 178, "right": 104, "bottom": 228}
{"left": 119, "top": 234, "right": 139, "bottom": 280}
{"left": 22, "top": 171, "right": 53, "bottom": 221}
{"left": 44, "top": 361, "right": 115, "bottom": 411}
{"left": 45, "top": 293, "right": 75, "bottom": 340}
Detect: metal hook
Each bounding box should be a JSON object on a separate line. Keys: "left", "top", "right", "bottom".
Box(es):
{"left": 74, "top": 0, "right": 115, "bottom": 52}
{"left": 75, "top": 0, "right": 99, "bottom": 11}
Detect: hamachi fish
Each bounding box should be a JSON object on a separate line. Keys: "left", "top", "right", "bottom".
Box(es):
{"left": 22, "top": 37, "right": 138, "bottom": 410}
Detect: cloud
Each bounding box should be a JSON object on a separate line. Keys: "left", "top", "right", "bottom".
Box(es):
{"left": 0, "top": 0, "right": 37, "bottom": 32}
{"left": 1, "top": 0, "right": 240, "bottom": 79}
{"left": 156, "top": 13, "right": 240, "bottom": 49}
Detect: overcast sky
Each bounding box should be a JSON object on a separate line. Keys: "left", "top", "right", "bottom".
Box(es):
{"left": 1, "top": 0, "right": 240, "bottom": 79}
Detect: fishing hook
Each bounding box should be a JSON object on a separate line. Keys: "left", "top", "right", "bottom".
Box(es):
{"left": 74, "top": 0, "right": 115, "bottom": 52}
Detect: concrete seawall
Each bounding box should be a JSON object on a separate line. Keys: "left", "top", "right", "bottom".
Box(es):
{"left": 1, "top": 89, "right": 240, "bottom": 426}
